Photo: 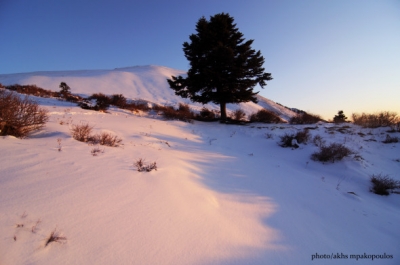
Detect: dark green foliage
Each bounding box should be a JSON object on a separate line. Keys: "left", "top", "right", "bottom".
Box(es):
{"left": 290, "top": 112, "right": 322, "bottom": 124}
{"left": 88, "top": 93, "right": 111, "bottom": 111}
{"left": 370, "top": 174, "right": 400, "bottom": 195}
{"left": 249, "top": 109, "right": 281, "bottom": 123}
{"left": 333, "top": 110, "right": 347, "bottom": 123}
{"left": 59, "top": 82, "right": 71, "bottom": 98}
{"left": 167, "top": 13, "right": 272, "bottom": 121}
{"left": 311, "top": 143, "right": 352, "bottom": 162}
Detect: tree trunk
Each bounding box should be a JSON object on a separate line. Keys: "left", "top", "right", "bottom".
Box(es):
{"left": 220, "top": 102, "right": 227, "bottom": 122}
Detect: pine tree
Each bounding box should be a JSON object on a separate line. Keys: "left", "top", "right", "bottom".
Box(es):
{"left": 167, "top": 13, "right": 272, "bottom": 121}
{"left": 333, "top": 110, "right": 347, "bottom": 123}
{"left": 59, "top": 82, "right": 71, "bottom": 97}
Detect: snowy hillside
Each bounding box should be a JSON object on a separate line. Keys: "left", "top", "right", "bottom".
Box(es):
{"left": 0, "top": 65, "right": 297, "bottom": 121}
{"left": 1, "top": 67, "right": 400, "bottom": 264}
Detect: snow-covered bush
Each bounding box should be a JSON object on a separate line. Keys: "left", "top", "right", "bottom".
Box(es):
{"left": 134, "top": 158, "right": 157, "bottom": 172}
{"left": 311, "top": 143, "right": 352, "bottom": 163}
{"left": 370, "top": 174, "right": 400, "bottom": 196}
{"left": 0, "top": 90, "right": 49, "bottom": 138}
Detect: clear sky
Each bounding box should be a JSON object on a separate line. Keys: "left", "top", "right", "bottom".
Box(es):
{"left": 1, "top": 0, "right": 399, "bottom": 119}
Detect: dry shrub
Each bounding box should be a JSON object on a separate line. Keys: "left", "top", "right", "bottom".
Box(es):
{"left": 159, "top": 103, "right": 194, "bottom": 122}
{"left": 110, "top": 94, "right": 127, "bottom": 108}
{"left": 194, "top": 107, "right": 219, "bottom": 121}
{"left": 71, "top": 123, "right": 94, "bottom": 142}
{"left": 95, "top": 132, "right": 122, "bottom": 147}
{"left": 230, "top": 109, "right": 246, "bottom": 121}
{"left": 249, "top": 109, "right": 282, "bottom": 123}
{"left": 352, "top": 111, "right": 399, "bottom": 128}
{"left": 0, "top": 90, "right": 49, "bottom": 138}
{"left": 279, "top": 129, "right": 310, "bottom": 148}
{"left": 370, "top": 174, "right": 400, "bottom": 196}
{"left": 311, "top": 143, "right": 353, "bottom": 163}
{"left": 134, "top": 158, "right": 157, "bottom": 172}
{"left": 290, "top": 112, "right": 322, "bottom": 124}
{"left": 312, "top": 134, "right": 326, "bottom": 147}
{"left": 382, "top": 134, "right": 399, "bottom": 144}
{"left": 45, "top": 229, "right": 67, "bottom": 247}
{"left": 5, "top": 84, "right": 59, "bottom": 98}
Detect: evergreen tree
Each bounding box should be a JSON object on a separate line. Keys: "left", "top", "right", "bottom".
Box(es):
{"left": 59, "top": 82, "right": 71, "bottom": 97}
{"left": 167, "top": 13, "right": 272, "bottom": 121}
{"left": 333, "top": 110, "right": 347, "bottom": 123}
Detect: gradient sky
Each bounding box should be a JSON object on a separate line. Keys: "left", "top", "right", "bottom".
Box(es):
{"left": 1, "top": 0, "right": 399, "bottom": 119}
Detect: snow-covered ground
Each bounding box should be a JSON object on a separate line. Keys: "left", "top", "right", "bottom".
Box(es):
{"left": 1, "top": 67, "right": 399, "bottom": 264}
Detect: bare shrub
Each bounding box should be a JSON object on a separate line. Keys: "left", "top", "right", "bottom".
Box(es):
{"left": 71, "top": 123, "right": 94, "bottom": 142}
{"left": 45, "top": 229, "right": 67, "bottom": 247}
{"left": 91, "top": 146, "right": 104, "bottom": 156}
{"left": 311, "top": 143, "right": 353, "bottom": 163}
{"left": 352, "top": 111, "right": 399, "bottom": 128}
{"left": 230, "top": 109, "right": 246, "bottom": 121}
{"left": 134, "top": 158, "right": 157, "bottom": 172}
{"left": 279, "top": 129, "right": 310, "bottom": 148}
{"left": 370, "top": 174, "right": 400, "bottom": 196}
{"left": 6, "top": 84, "right": 59, "bottom": 98}
{"left": 382, "top": 134, "right": 399, "bottom": 144}
{"left": 160, "top": 103, "right": 194, "bottom": 122}
{"left": 194, "top": 107, "right": 219, "bottom": 121}
{"left": 312, "top": 134, "right": 326, "bottom": 147}
{"left": 0, "top": 90, "right": 49, "bottom": 138}
{"left": 290, "top": 112, "right": 322, "bottom": 124}
{"left": 249, "top": 109, "right": 282, "bottom": 123}
{"left": 125, "top": 101, "right": 149, "bottom": 112}
{"left": 110, "top": 94, "right": 127, "bottom": 108}
{"left": 96, "top": 132, "right": 122, "bottom": 147}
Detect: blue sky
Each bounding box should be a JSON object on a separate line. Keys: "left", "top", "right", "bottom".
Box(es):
{"left": 1, "top": 0, "right": 399, "bottom": 119}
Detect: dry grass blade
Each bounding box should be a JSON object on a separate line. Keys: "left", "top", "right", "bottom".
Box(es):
{"left": 45, "top": 229, "right": 67, "bottom": 247}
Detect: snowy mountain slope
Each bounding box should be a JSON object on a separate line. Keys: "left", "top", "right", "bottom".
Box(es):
{"left": 0, "top": 65, "right": 297, "bottom": 121}
{"left": 0, "top": 92, "right": 399, "bottom": 264}
{"left": 1, "top": 64, "right": 400, "bottom": 264}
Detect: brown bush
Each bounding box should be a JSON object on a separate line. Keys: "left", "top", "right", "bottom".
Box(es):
{"left": 370, "top": 174, "right": 400, "bottom": 196}
{"left": 95, "top": 132, "right": 122, "bottom": 147}
{"left": 311, "top": 143, "right": 353, "bottom": 163}
{"left": 290, "top": 112, "right": 322, "bottom": 124}
{"left": 5, "top": 84, "right": 59, "bottom": 98}
{"left": 71, "top": 123, "right": 94, "bottom": 142}
{"left": 279, "top": 129, "right": 310, "bottom": 148}
{"left": 159, "top": 103, "right": 194, "bottom": 122}
{"left": 352, "top": 111, "right": 399, "bottom": 128}
{"left": 249, "top": 109, "right": 282, "bottom": 123}
{"left": 0, "top": 90, "right": 49, "bottom": 138}
{"left": 194, "top": 107, "right": 219, "bottom": 121}
{"left": 230, "top": 109, "right": 246, "bottom": 121}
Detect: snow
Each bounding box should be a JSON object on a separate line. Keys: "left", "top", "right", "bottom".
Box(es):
{"left": 0, "top": 65, "right": 297, "bottom": 121}
{"left": 1, "top": 66, "right": 400, "bottom": 265}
